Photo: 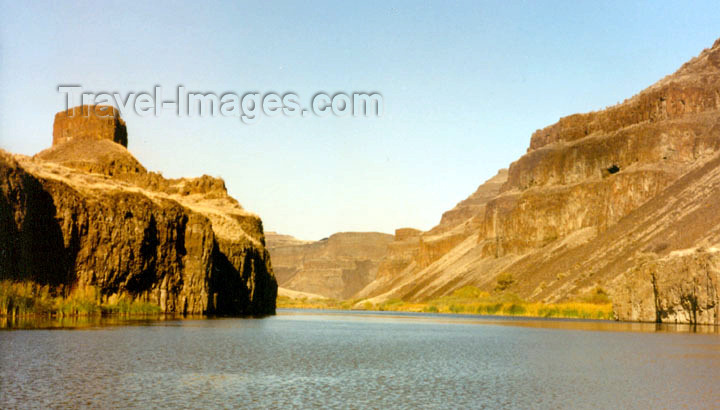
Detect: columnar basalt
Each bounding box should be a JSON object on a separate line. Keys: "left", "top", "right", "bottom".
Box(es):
{"left": 0, "top": 107, "right": 276, "bottom": 315}
{"left": 356, "top": 38, "right": 720, "bottom": 324}
{"left": 53, "top": 105, "right": 128, "bottom": 147}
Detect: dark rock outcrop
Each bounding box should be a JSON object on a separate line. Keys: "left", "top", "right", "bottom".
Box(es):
{"left": 0, "top": 107, "right": 276, "bottom": 315}
{"left": 615, "top": 251, "right": 719, "bottom": 324}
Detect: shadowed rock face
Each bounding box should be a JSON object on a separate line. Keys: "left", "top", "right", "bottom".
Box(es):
{"left": 0, "top": 107, "right": 276, "bottom": 315}
{"left": 356, "top": 38, "right": 720, "bottom": 324}
{"left": 266, "top": 232, "right": 393, "bottom": 299}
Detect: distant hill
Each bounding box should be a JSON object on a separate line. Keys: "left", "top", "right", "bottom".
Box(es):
{"left": 266, "top": 232, "right": 392, "bottom": 299}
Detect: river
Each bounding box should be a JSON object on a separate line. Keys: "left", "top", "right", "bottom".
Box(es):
{"left": 1, "top": 310, "right": 718, "bottom": 408}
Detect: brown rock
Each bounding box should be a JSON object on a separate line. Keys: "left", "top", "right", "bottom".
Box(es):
{"left": 0, "top": 106, "right": 276, "bottom": 315}
{"left": 355, "top": 38, "right": 720, "bottom": 324}
{"left": 615, "top": 251, "right": 719, "bottom": 324}
{"left": 53, "top": 105, "right": 128, "bottom": 147}
{"left": 528, "top": 40, "right": 720, "bottom": 151}
{"left": 266, "top": 232, "right": 392, "bottom": 299}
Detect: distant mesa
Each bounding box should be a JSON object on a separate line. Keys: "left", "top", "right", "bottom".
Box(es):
{"left": 394, "top": 228, "right": 421, "bottom": 241}
{"left": 266, "top": 231, "right": 393, "bottom": 300}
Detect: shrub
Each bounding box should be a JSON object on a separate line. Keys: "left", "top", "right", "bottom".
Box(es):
{"left": 538, "top": 306, "right": 560, "bottom": 317}
{"left": 0, "top": 281, "right": 55, "bottom": 316}
{"left": 494, "top": 273, "right": 515, "bottom": 292}
{"left": 506, "top": 304, "right": 526, "bottom": 315}
{"left": 452, "top": 286, "right": 490, "bottom": 299}
{"left": 477, "top": 303, "right": 503, "bottom": 315}
{"left": 103, "top": 297, "right": 162, "bottom": 314}
{"left": 582, "top": 287, "right": 611, "bottom": 304}
{"left": 449, "top": 304, "right": 463, "bottom": 313}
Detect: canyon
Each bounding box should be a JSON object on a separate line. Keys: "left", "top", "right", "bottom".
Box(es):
{"left": 267, "top": 231, "right": 392, "bottom": 299}
{"left": 274, "top": 38, "right": 720, "bottom": 325}
{"left": 4, "top": 41, "right": 720, "bottom": 324}
{"left": 0, "top": 105, "right": 277, "bottom": 315}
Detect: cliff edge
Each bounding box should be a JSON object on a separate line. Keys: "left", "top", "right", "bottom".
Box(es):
{"left": 0, "top": 106, "right": 277, "bottom": 315}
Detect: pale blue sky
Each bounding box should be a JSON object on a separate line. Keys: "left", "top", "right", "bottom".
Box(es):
{"left": 1, "top": 1, "right": 719, "bottom": 240}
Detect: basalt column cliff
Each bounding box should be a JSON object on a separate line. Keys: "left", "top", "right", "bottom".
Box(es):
{"left": 0, "top": 105, "right": 277, "bottom": 315}
{"left": 358, "top": 38, "right": 720, "bottom": 325}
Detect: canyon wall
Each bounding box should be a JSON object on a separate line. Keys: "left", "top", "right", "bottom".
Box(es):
{"left": 357, "top": 38, "right": 720, "bottom": 325}
{"left": 266, "top": 232, "right": 393, "bottom": 299}
{"left": 0, "top": 107, "right": 277, "bottom": 315}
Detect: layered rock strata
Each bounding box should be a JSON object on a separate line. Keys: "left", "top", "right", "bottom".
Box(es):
{"left": 266, "top": 232, "right": 392, "bottom": 299}
{"left": 357, "top": 38, "right": 720, "bottom": 324}
{"left": 0, "top": 107, "right": 277, "bottom": 315}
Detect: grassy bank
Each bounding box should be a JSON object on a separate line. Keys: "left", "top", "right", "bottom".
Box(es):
{"left": 0, "top": 280, "right": 162, "bottom": 317}
{"left": 4, "top": 280, "right": 614, "bottom": 321}
{"left": 278, "top": 286, "right": 614, "bottom": 320}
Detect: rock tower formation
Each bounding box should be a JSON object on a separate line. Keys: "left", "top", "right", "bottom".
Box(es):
{"left": 52, "top": 105, "right": 128, "bottom": 147}
{"left": 0, "top": 106, "right": 277, "bottom": 315}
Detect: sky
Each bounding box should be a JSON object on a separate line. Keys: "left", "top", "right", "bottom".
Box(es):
{"left": 1, "top": 1, "right": 719, "bottom": 240}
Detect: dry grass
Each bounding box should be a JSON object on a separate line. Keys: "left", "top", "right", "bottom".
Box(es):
{"left": 276, "top": 296, "right": 362, "bottom": 311}
{"left": 0, "top": 280, "right": 161, "bottom": 317}
{"left": 277, "top": 285, "right": 614, "bottom": 320}
{"left": 16, "top": 152, "right": 262, "bottom": 247}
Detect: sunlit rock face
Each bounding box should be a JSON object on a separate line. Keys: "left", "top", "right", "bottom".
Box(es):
{"left": 53, "top": 105, "right": 128, "bottom": 147}
{"left": 0, "top": 106, "right": 277, "bottom": 315}
{"left": 356, "top": 38, "right": 720, "bottom": 324}
{"left": 266, "top": 232, "right": 393, "bottom": 299}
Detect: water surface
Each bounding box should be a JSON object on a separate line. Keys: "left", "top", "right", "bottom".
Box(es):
{"left": 1, "top": 310, "right": 719, "bottom": 408}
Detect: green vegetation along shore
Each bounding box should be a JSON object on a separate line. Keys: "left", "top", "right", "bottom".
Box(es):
{"left": 3, "top": 280, "right": 613, "bottom": 321}
{"left": 1, "top": 280, "right": 161, "bottom": 317}
{"left": 278, "top": 286, "right": 614, "bottom": 320}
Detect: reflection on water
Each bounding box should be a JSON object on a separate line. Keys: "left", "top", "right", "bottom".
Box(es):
{"left": 1, "top": 309, "right": 719, "bottom": 408}
{"left": 283, "top": 309, "right": 720, "bottom": 334}
{"left": 0, "top": 314, "right": 203, "bottom": 330}
{"left": 3, "top": 310, "right": 718, "bottom": 333}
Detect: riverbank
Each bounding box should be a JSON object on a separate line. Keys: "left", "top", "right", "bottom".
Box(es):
{"left": 0, "top": 280, "right": 161, "bottom": 317}
{"left": 3, "top": 280, "right": 613, "bottom": 321}
{"left": 277, "top": 286, "right": 614, "bottom": 320}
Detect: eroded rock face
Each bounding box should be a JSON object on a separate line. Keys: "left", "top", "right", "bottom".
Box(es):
{"left": 53, "top": 105, "right": 128, "bottom": 147}
{"left": 615, "top": 251, "right": 719, "bottom": 324}
{"left": 528, "top": 39, "right": 720, "bottom": 151}
{"left": 0, "top": 107, "right": 276, "bottom": 315}
{"left": 356, "top": 38, "right": 720, "bottom": 324}
{"left": 266, "top": 232, "right": 392, "bottom": 299}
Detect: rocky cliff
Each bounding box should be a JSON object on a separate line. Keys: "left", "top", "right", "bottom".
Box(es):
{"left": 53, "top": 105, "right": 128, "bottom": 147}
{"left": 266, "top": 231, "right": 393, "bottom": 299}
{"left": 357, "top": 38, "right": 720, "bottom": 325}
{"left": 0, "top": 107, "right": 277, "bottom": 315}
